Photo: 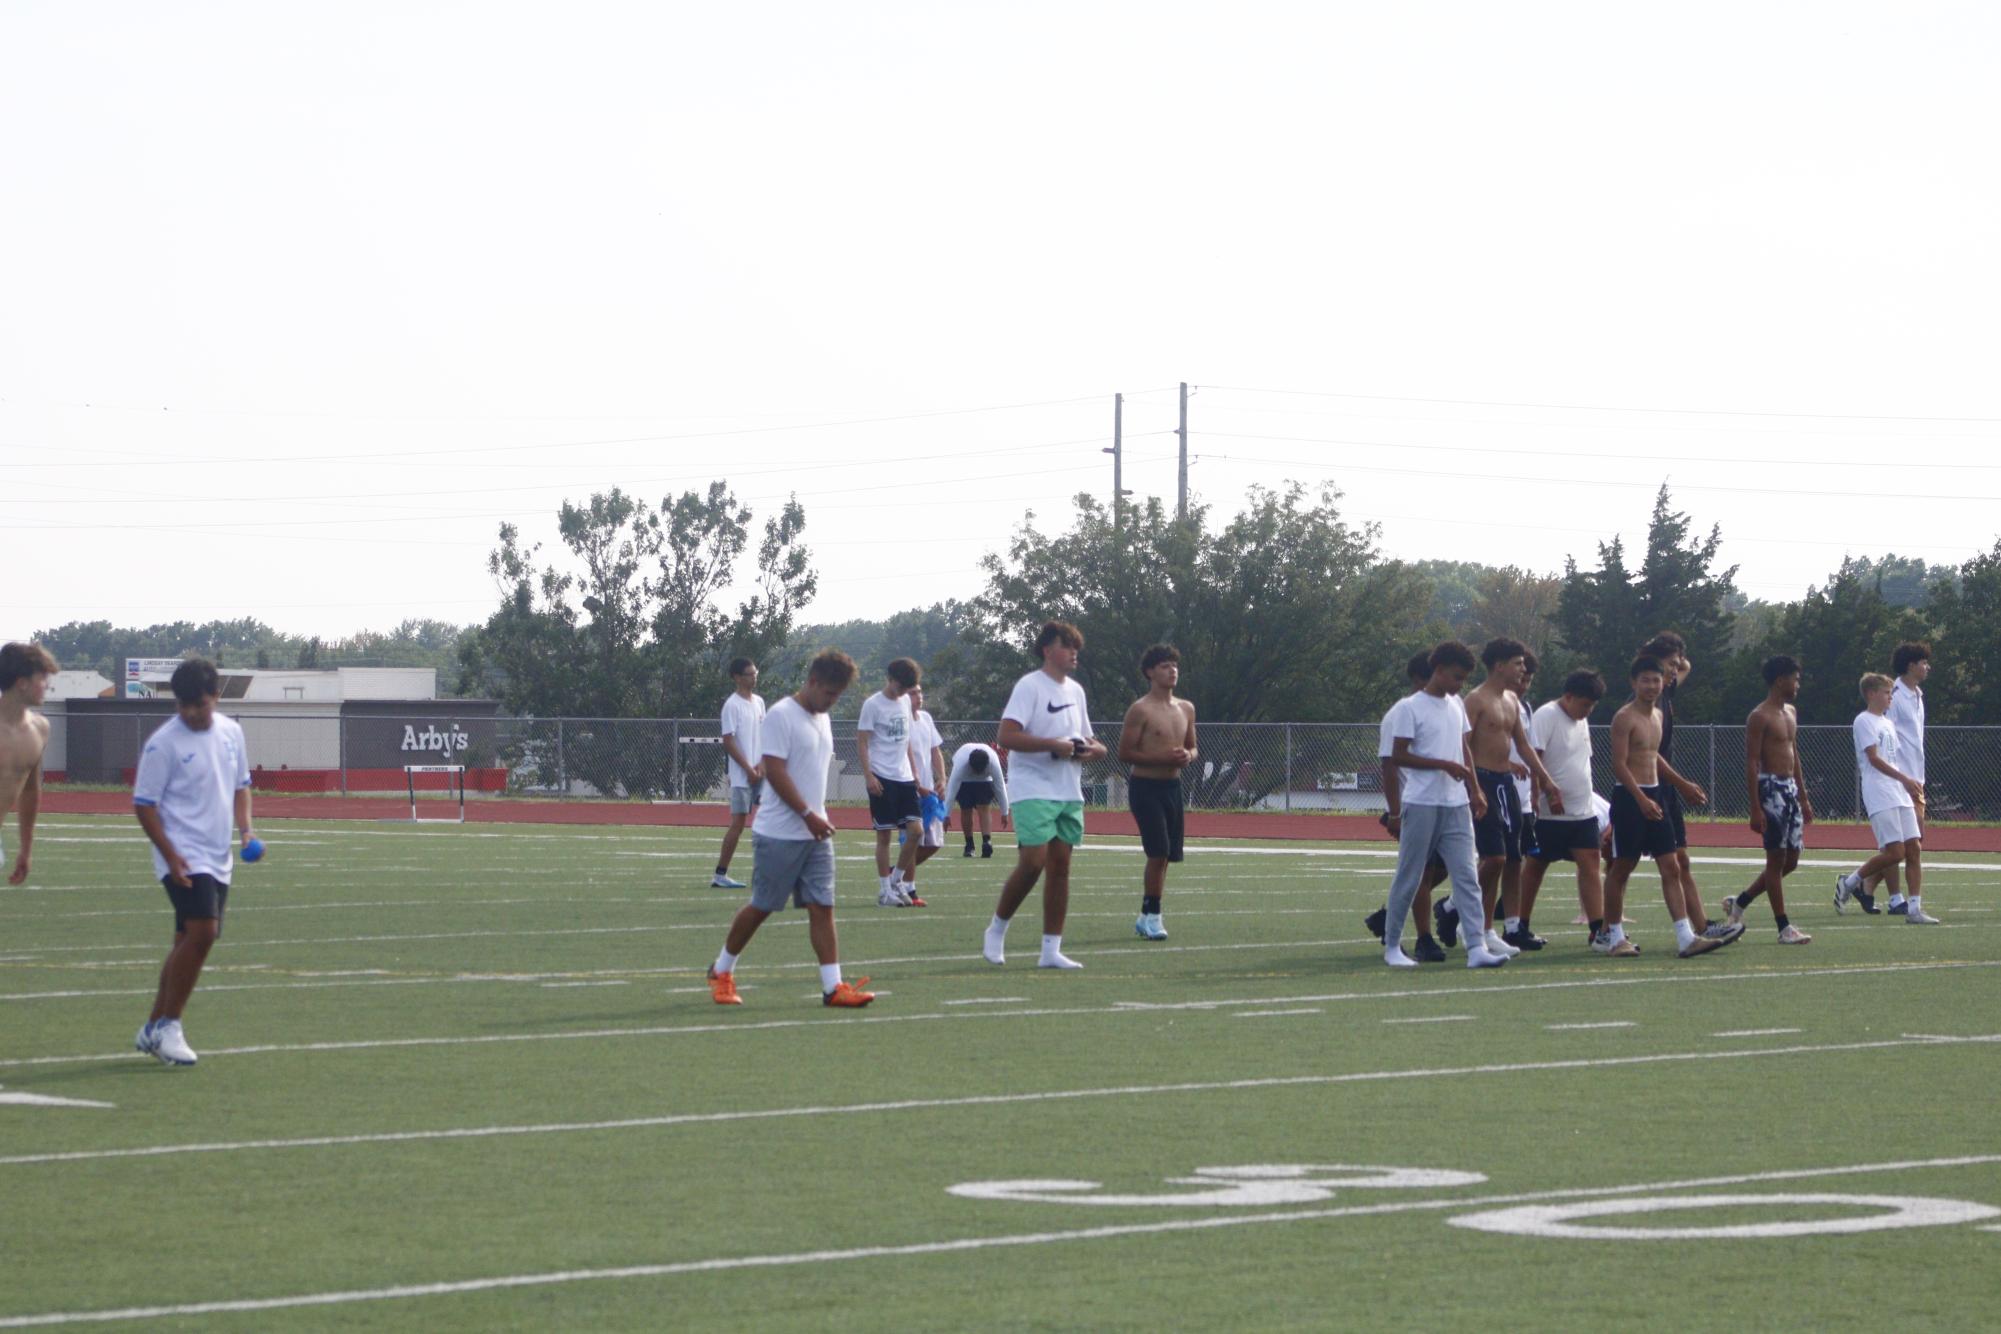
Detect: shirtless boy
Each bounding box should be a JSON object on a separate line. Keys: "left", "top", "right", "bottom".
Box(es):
{"left": 0, "top": 643, "right": 58, "bottom": 887}
{"left": 1464, "top": 638, "right": 1563, "bottom": 959}
{"left": 1608, "top": 655, "right": 1741, "bottom": 957}
{"left": 1724, "top": 655, "right": 1814, "bottom": 943}
{"left": 1118, "top": 644, "right": 1197, "bottom": 941}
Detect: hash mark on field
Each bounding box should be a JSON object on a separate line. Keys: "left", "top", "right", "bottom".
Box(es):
{"left": 1713, "top": 1028, "right": 1802, "bottom": 1038}
{"left": 942, "top": 997, "right": 1029, "bottom": 1006}
{"left": 1234, "top": 1008, "right": 1323, "bottom": 1018}
{"left": 540, "top": 981, "right": 629, "bottom": 989}
{"left": 1382, "top": 1015, "right": 1475, "bottom": 1025}
{"left": 1545, "top": 1021, "right": 1635, "bottom": 1031}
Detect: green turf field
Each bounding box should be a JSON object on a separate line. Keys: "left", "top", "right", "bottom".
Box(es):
{"left": 3, "top": 816, "right": 1999, "bottom": 1330}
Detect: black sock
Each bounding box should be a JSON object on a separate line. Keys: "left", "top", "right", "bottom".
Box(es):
{"left": 1416, "top": 933, "right": 1435, "bottom": 946}
{"left": 964, "top": 833, "right": 975, "bottom": 848}
{"left": 1590, "top": 917, "right": 1605, "bottom": 937}
{"left": 715, "top": 864, "right": 727, "bottom": 876}
{"left": 1142, "top": 895, "right": 1161, "bottom": 915}
{"left": 1518, "top": 914, "right": 1531, "bottom": 935}
{"left": 1775, "top": 913, "right": 1790, "bottom": 931}
{"left": 1738, "top": 886, "right": 1764, "bottom": 909}
{"left": 983, "top": 835, "right": 992, "bottom": 847}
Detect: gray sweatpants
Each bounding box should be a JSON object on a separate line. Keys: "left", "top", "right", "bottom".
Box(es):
{"left": 1384, "top": 803, "right": 1486, "bottom": 954}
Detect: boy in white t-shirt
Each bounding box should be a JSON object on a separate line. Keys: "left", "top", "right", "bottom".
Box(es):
{"left": 1382, "top": 641, "right": 1511, "bottom": 970}
{"left": 706, "top": 650, "right": 876, "bottom": 1008}
{"left": 1519, "top": 670, "right": 1630, "bottom": 956}
{"left": 1363, "top": 652, "right": 1447, "bottom": 960}
{"left": 712, "top": 657, "right": 766, "bottom": 890}
{"left": 1836, "top": 673, "right": 1935, "bottom": 923}
{"left": 898, "top": 684, "right": 950, "bottom": 901}
{"left": 131, "top": 658, "right": 258, "bottom": 1067}
{"left": 856, "top": 658, "right": 927, "bottom": 906}
{"left": 1862, "top": 641, "right": 1931, "bottom": 914}
{"left": 982, "top": 620, "right": 1106, "bottom": 970}
{"left": 944, "top": 742, "right": 1011, "bottom": 857}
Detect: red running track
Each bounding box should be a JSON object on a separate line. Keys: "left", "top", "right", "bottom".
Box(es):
{"left": 39, "top": 790, "right": 2001, "bottom": 852}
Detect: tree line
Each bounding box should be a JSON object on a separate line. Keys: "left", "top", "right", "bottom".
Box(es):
{"left": 32, "top": 482, "right": 2001, "bottom": 733}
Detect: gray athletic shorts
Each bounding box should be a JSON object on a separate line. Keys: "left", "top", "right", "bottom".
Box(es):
{"left": 729, "top": 782, "right": 763, "bottom": 816}
{"left": 750, "top": 834, "right": 835, "bottom": 911}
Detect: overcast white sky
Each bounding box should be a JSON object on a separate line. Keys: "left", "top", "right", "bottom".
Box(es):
{"left": 5, "top": 2, "right": 1999, "bottom": 643}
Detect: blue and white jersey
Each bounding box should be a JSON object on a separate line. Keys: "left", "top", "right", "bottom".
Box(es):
{"left": 133, "top": 714, "right": 250, "bottom": 881}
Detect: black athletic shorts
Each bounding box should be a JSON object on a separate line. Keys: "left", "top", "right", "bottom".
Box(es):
{"left": 868, "top": 775, "right": 921, "bottom": 830}
{"left": 1518, "top": 808, "right": 1538, "bottom": 861}
{"left": 1472, "top": 768, "right": 1524, "bottom": 862}
{"left": 1663, "top": 784, "right": 1689, "bottom": 850}
{"left": 1128, "top": 776, "right": 1185, "bottom": 863}
{"left": 162, "top": 873, "right": 230, "bottom": 936}
{"left": 956, "top": 779, "right": 995, "bottom": 810}
{"left": 1610, "top": 785, "right": 1676, "bottom": 861}
{"left": 1529, "top": 816, "right": 1599, "bottom": 863}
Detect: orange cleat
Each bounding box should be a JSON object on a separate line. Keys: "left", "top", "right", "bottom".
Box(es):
{"left": 708, "top": 967, "right": 742, "bottom": 1005}
{"left": 904, "top": 893, "right": 927, "bottom": 907}
{"left": 823, "top": 976, "right": 875, "bottom": 1008}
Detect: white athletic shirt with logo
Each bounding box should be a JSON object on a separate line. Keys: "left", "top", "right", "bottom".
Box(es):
{"left": 1391, "top": 691, "right": 1472, "bottom": 807}
{"left": 909, "top": 709, "right": 943, "bottom": 789}
{"left": 856, "top": 689, "right": 915, "bottom": 782}
{"left": 1529, "top": 699, "right": 1593, "bottom": 820}
{"left": 753, "top": 696, "right": 835, "bottom": 841}
{"left": 719, "top": 691, "right": 766, "bottom": 788}
{"left": 132, "top": 714, "right": 251, "bottom": 881}
{"left": 1852, "top": 710, "right": 1913, "bottom": 814}
{"left": 1888, "top": 679, "right": 1926, "bottom": 784}
{"left": 1001, "top": 669, "right": 1093, "bottom": 803}
{"left": 945, "top": 743, "right": 1011, "bottom": 815}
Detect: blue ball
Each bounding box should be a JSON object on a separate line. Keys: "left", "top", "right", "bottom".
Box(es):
{"left": 241, "top": 838, "right": 265, "bottom": 863}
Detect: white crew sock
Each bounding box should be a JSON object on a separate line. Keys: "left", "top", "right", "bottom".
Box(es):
{"left": 1604, "top": 924, "right": 1627, "bottom": 946}
{"left": 819, "top": 963, "right": 842, "bottom": 991}
{"left": 1889, "top": 893, "right": 1906, "bottom": 906}
{"left": 988, "top": 915, "right": 1010, "bottom": 938}
{"left": 714, "top": 948, "right": 738, "bottom": 975}
{"left": 1504, "top": 916, "right": 1521, "bottom": 933}
{"left": 1040, "top": 933, "right": 1063, "bottom": 959}
{"left": 1906, "top": 896, "right": 1922, "bottom": 913}
{"left": 1673, "top": 918, "right": 1697, "bottom": 950}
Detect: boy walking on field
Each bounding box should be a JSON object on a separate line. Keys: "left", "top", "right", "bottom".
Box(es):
{"left": 982, "top": 621, "right": 1107, "bottom": 970}
{"left": 1836, "top": 674, "right": 1935, "bottom": 924}
{"left": 1724, "top": 655, "right": 1815, "bottom": 943}
{"left": 1118, "top": 644, "right": 1197, "bottom": 942}
{"left": 712, "top": 657, "right": 765, "bottom": 890}
{"left": 0, "top": 643, "right": 58, "bottom": 888}
{"left": 707, "top": 650, "right": 876, "bottom": 1008}
{"left": 132, "top": 658, "right": 258, "bottom": 1067}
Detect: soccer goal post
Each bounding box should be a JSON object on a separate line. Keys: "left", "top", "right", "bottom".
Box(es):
{"left": 404, "top": 764, "right": 467, "bottom": 824}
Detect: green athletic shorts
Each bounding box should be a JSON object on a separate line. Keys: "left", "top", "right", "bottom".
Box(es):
{"left": 1014, "top": 798, "right": 1085, "bottom": 847}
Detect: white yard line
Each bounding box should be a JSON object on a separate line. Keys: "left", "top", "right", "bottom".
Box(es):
{"left": 4, "top": 960, "right": 1992, "bottom": 1071}
{"left": 1545, "top": 1021, "right": 1636, "bottom": 1031}
{"left": 4, "top": 1151, "right": 1998, "bottom": 1327}
{"left": 1381, "top": 1015, "right": 1475, "bottom": 1025}
{"left": 941, "top": 997, "right": 1029, "bottom": 1006}
{"left": 1713, "top": 1027, "right": 1804, "bottom": 1038}
{"left": 5, "top": 1033, "right": 1998, "bottom": 1171}
{"left": 1233, "top": 1008, "right": 1324, "bottom": 1018}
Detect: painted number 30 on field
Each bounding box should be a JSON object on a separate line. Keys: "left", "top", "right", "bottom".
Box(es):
{"left": 947, "top": 1163, "right": 2001, "bottom": 1240}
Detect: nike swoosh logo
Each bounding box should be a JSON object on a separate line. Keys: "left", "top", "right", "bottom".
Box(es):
{"left": 1045, "top": 702, "right": 1074, "bottom": 713}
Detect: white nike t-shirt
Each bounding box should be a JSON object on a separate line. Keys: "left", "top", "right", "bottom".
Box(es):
{"left": 1391, "top": 691, "right": 1471, "bottom": 807}
{"left": 719, "top": 691, "right": 766, "bottom": 788}
{"left": 856, "top": 689, "right": 915, "bottom": 782}
{"left": 1001, "top": 669, "right": 1093, "bottom": 803}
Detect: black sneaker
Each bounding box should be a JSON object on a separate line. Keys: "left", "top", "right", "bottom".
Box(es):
{"left": 1432, "top": 901, "right": 1460, "bottom": 949}
{"left": 962, "top": 844, "right": 976, "bottom": 858}
{"left": 1888, "top": 900, "right": 1908, "bottom": 916}
{"left": 1501, "top": 928, "right": 1546, "bottom": 952}
{"left": 1364, "top": 906, "right": 1388, "bottom": 941}
{"left": 1856, "top": 890, "right": 1880, "bottom": 914}
{"left": 981, "top": 841, "right": 994, "bottom": 859}
{"left": 1413, "top": 935, "right": 1447, "bottom": 964}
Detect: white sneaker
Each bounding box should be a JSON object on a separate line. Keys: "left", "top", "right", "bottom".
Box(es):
{"left": 152, "top": 1019, "right": 197, "bottom": 1067}
{"left": 1383, "top": 946, "right": 1418, "bottom": 969}
{"left": 134, "top": 1021, "right": 159, "bottom": 1057}
{"left": 1722, "top": 895, "right": 1744, "bottom": 928}
{"left": 982, "top": 926, "right": 1007, "bottom": 966}
{"left": 1905, "top": 907, "right": 1941, "bottom": 925}
{"left": 1466, "top": 945, "right": 1509, "bottom": 969}
{"left": 1484, "top": 929, "right": 1521, "bottom": 958}
{"left": 1038, "top": 951, "right": 1084, "bottom": 970}
{"left": 877, "top": 885, "right": 913, "bottom": 907}
{"left": 1777, "top": 923, "right": 1812, "bottom": 944}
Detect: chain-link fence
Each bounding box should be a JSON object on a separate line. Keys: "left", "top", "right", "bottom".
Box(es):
{"left": 39, "top": 711, "right": 2001, "bottom": 823}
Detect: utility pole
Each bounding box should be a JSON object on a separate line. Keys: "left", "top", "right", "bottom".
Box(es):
{"left": 1102, "top": 392, "right": 1129, "bottom": 544}
{"left": 1176, "top": 380, "right": 1189, "bottom": 520}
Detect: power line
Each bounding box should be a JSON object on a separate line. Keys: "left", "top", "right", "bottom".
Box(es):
{"left": 1207, "top": 384, "right": 2001, "bottom": 425}
{"left": 1195, "top": 430, "right": 2001, "bottom": 473}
